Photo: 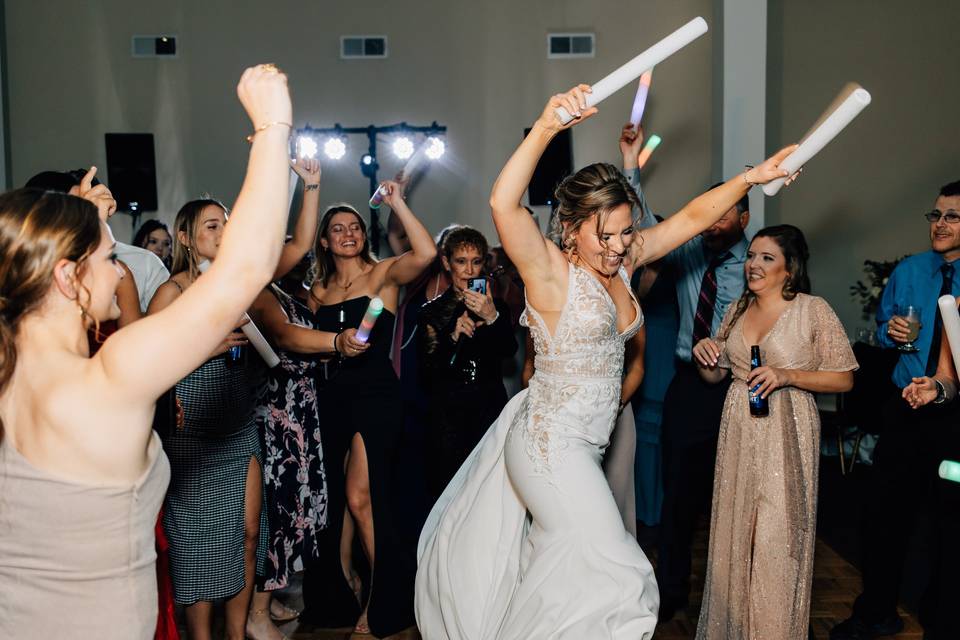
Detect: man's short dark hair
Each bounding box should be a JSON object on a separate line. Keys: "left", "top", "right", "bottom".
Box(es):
{"left": 709, "top": 181, "right": 749, "bottom": 215}
{"left": 940, "top": 181, "right": 960, "bottom": 199}
{"left": 24, "top": 169, "right": 100, "bottom": 193}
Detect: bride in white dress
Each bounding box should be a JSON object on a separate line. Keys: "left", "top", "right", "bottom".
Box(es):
{"left": 416, "top": 85, "right": 798, "bottom": 640}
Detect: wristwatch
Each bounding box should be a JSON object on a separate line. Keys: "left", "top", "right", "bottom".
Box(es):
{"left": 934, "top": 378, "right": 947, "bottom": 404}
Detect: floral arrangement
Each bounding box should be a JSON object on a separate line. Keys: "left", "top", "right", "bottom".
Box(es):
{"left": 850, "top": 256, "right": 908, "bottom": 318}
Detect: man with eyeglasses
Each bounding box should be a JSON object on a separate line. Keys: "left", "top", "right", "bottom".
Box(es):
{"left": 832, "top": 180, "right": 960, "bottom": 640}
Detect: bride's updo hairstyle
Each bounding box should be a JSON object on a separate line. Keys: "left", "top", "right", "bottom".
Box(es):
{"left": 550, "top": 163, "right": 641, "bottom": 253}
{"left": 0, "top": 189, "right": 101, "bottom": 440}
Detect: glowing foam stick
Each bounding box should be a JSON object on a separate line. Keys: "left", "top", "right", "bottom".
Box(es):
{"left": 368, "top": 185, "right": 387, "bottom": 209}
{"left": 355, "top": 297, "right": 384, "bottom": 343}
{"left": 762, "top": 83, "right": 872, "bottom": 196}
{"left": 197, "top": 260, "right": 281, "bottom": 368}
{"left": 941, "top": 460, "right": 960, "bottom": 483}
{"left": 938, "top": 295, "right": 960, "bottom": 378}
{"left": 369, "top": 139, "right": 433, "bottom": 209}
{"left": 636, "top": 134, "right": 662, "bottom": 169}
{"left": 555, "top": 17, "right": 708, "bottom": 124}
{"left": 629, "top": 70, "right": 654, "bottom": 128}
{"left": 940, "top": 460, "right": 960, "bottom": 483}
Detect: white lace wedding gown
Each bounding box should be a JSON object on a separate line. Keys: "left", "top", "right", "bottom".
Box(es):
{"left": 416, "top": 263, "right": 659, "bottom": 639}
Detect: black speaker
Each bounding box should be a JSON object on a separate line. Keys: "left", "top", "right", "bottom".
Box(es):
{"left": 524, "top": 128, "right": 572, "bottom": 207}
{"left": 105, "top": 133, "right": 158, "bottom": 212}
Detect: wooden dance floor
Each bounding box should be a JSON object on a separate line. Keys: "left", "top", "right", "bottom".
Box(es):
{"left": 251, "top": 528, "right": 923, "bottom": 639}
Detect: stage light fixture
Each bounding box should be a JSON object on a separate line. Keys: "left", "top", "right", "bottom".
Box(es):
{"left": 392, "top": 136, "right": 415, "bottom": 160}
{"left": 360, "top": 153, "right": 379, "bottom": 179}
{"left": 324, "top": 137, "right": 347, "bottom": 160}
{"left": 425, "top": 136, "right": 446, "bottom": 160}
{"left": 296, "top": 135, "right": 318, "bottom": 159}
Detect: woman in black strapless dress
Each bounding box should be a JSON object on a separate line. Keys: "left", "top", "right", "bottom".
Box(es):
{"left": 300, "top": 180, "right": 436, "bottom": 638}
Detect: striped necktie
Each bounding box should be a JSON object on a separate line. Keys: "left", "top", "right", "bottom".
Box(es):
{"left": 692, "top": 252, "right": 730, "bottom": 347}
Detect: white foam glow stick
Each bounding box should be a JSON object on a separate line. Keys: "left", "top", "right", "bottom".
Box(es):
{"left": 762, "top": 84, "right": 871, "bottom": 196}
{"left": 938, "top": 295, "right": 960, "bottom": 378}
{"left": 555, "top": 17, "right": 708, "bottom": 124}
{"left": 629, "top": 70, "right": 654, "bottom": 128}
{"left": 198, "top": 260, "right": 281, "bottom": 368}
{"left": 369, "top": 139, "right": 433, "bottom": 209}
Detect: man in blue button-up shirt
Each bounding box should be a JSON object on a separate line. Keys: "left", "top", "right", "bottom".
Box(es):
{"left": 622, "top": 124, "right": 750, "bottom": 621}
{"left": 875, "top": 250, "right": 960, "bottom": 386}
{"left": 834, "top": 181, "right": 960, "bottom": 640}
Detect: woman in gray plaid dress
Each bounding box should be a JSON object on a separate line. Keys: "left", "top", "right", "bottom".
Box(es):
{"left": 149, "top": 199, "right": 274, "bottom": 639}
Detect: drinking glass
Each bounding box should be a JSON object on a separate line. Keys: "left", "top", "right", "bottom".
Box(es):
{"left": 897, "top": 304, "right": 921, "bottom": 353}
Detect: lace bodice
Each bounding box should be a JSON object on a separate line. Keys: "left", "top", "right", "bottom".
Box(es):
{"left": 522, "top": 263, "right": 643, "bottom": 380}
{"left": 515, "top": 263, "right": 643, "bottom": 474}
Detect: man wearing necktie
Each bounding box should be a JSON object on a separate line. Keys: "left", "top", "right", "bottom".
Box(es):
{"left": 627, "top": 164, "right": 751, "bottom": 621}
{"left": 833, "top": 181, "right": 960, "bottom": 640}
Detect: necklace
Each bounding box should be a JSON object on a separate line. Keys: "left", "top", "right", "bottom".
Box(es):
{"left": 336, "top": 267, "right": 367, "bottom": 291}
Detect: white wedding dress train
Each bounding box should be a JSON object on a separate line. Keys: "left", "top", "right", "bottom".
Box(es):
{"left": 416, "top": 263, "right": 659, "bottom": 639}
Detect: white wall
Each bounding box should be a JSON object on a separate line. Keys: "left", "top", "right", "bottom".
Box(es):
{"left": 766, "top": 0, "right": 960, "bottom": 333}
{"left": 721, "top": 0, "right": 766, "bottom": 233}
{"left": 5, "top": 0, "right": 715, "bottom": 247}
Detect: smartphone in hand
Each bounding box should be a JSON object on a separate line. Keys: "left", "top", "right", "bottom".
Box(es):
{"left": 467, "top": 277, "right": 487, "bottom": 295}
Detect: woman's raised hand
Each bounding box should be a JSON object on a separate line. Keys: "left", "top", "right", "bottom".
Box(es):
{"left": 68, "top": 166, "right": 117, "bottom": 220}
{"left": 292, "top": 157, "right": 321, "bottom": 185}
{"left": 379, "top": 180, "right": 407, "bottom": 210}
{"left": 535, "top": 85, "right": 598, "bottom": 133}
{"left": 236, "top": 64, "right": 292, "bottom": 133}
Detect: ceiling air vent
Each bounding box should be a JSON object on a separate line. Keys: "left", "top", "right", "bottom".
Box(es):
{"left": 547, "top": 33, "right": 595, "bottom": 59}
{"left": 340, "top": 36, "right": 388, "bottom": 59}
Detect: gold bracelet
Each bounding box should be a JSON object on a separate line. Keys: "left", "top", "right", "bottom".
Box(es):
{"left": 742, "top": 164, "right": 757, "bottom": 187}
{"left": 246, "top": 121, "right": 292, "bottom": 143}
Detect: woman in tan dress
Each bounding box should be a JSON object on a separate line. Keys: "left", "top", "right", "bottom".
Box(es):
{"left": 0, "top": 65, "right": 292, "bottom": 640}
{"left": 691, "top": 225, "right": 857, "bottom": 639}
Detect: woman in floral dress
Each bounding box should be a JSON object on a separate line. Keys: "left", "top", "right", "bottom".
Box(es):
{"left": 248, "top": 281, "right": 368, "bottom": 639}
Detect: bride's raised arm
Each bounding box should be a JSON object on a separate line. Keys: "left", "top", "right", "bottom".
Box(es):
{"left": 489, "top": 85, "right": 598, "bottom": 287}
{"left": 632, "top": 145, "right": 799, "bottom": 267}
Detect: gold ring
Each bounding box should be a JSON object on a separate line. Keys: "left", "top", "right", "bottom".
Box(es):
{"left": 261, "top": 63, "right": 279, "bottom": 73}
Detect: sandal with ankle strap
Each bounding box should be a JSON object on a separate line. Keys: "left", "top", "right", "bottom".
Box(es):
{"left": 246, "top": 608, "right": 291, "bottom": 640}
{"left": 269, "top": 599, "right": 300, "bottom": 623}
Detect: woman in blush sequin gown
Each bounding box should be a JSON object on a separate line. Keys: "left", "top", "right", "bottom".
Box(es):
{"left": 691, "top": 226, "right": 857, "bottom": 639}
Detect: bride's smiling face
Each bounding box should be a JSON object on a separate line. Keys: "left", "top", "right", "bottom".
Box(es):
{"left": 570, "top": 204, "right": 635, "bottom": 276}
